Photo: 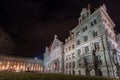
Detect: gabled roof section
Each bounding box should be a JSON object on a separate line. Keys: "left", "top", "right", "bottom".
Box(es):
{"left": 80, "top": 8, "right": 88, "bottom": 17}
{"left": 49, "top": 35, "right": 63, "bottom": 51}
{"left": 100, "top": 4, "right": 115, "bottom": 27}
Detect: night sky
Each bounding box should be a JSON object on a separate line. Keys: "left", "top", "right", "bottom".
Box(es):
{"left": 0, "top": 0, "right": 120, "bottom": 58}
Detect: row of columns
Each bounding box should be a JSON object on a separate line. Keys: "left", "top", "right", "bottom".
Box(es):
{"left": 0, "top": 60, "right": 43, "bottom": 72}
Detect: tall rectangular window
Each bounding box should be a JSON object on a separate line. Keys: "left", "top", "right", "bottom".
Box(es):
{"left": 83, "top": 26, "right": 87, "bottom": 32}
{"left": 94, "top": 19, "right": 97, "bottom": 24}
{"left": 72, "top": 44, "right": 75, "bottom": 49}
{"left": 94, "top": 42, "right": 100, "bottom": 50}
{"left": 93, "top": 31, "right": 98, "bottom": 37}
{"left": 72, "top": 53, "right": 75, "bottom": 59}
{"left": 69, "top": 62, "right": 71, "bottom": 68}
{"left": 77, "top": 49, "right": 81, "bottom": 55}
{"left": 77, "top": 40, "right": 80, "bottom": 45}
{"left": 85, "top": 46, "right": 89, "bottom": 53}
{"left": 84, "top": 36, "right": 88, "bottom": 41}
{"left": 72, "top": 61, "right": 75, "bottom": 68}
{"left": 91, "top": 22, "right": 94, "bottom": 26}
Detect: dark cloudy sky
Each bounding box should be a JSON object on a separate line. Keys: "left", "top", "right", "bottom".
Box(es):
{"left": 0, "top": 0, "right": 120, "bottom": 58}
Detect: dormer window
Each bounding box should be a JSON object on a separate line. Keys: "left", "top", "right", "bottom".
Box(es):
{"left": 82, "top": 15, "right": 86, "bottom": 20}
{"left": 76, "top": 31, "right": 80, "bottom": 36}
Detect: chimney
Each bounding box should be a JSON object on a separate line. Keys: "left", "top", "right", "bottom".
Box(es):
{"left": 87, "top": 3, "right": 91, "bottom": 15}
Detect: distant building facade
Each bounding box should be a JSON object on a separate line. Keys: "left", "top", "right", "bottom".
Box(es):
{"left": 0, "top": 54, "right": 43, "bottom": 72}
{"left": 44, "top": 35, "right": 64, "bottom": 73}
{"left": 43, "top": 4, "right": 120, "bottom": 78}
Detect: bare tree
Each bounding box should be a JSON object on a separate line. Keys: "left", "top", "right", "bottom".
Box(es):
{"left": 0, "top": 28, "right": 15, "bottom": 54}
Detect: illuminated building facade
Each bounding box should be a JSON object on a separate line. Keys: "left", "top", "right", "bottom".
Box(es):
{"left": 116, "top": 34, "right": 120, "bottom": 51}
{"left": 44, "top": 35, "right": 64, "bottom": 73}
{"left": 64, "top": 4, "right": 120, "bottom": 78}
{"left": 44, "top": 4, "right": 120, "bottom": 78}
{"left": 0, "top": 54, "right": 43, "bottom": 72}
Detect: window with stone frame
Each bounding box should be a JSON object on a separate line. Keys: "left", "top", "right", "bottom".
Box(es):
{"left": 77, "top": 49, "right": 81, "bottom": 56}
{"left": 78, "top": 70, "right": 81, "bottom": 75}
{"left": 94, "top": 19, "right": 97, "bottom": 25}
{"left": 66, "top": 63, "right": 68, "bottom": 69}
{"left": 72, "top": 61, "right": 75, "bottom": 68}
{"left": 72, "top": 44, "right": 75, "bottom": 49}
{"left": 66, "top": 48, "right": 67, "bottom": 52}
{"left": 83, "top": 26, "right": 87, "bottom": 32}
{"left": 69, "top": 46, "right": 71, "bottom": 51}
{"left": 77, "top": 39, "right": 80, "bottom": 45}
{"left": 72, "top": 53, "right": 75, "bottom": 59}
{"left": 85, "top": 46, "right": 89, "bottom": 53}
{"left": 84, "top": 36, "right": 88, "bottom": 41}
{"left": 93, "top": 31, "right": 98, "bottom": 37}
{"left": 91, "top": 19, "right": 97, "bottom": 26}
{"left": 69, "top": 62, "right": 71, "bottom": 68}
{"left": 66, "top": 55, "right": 68, "bottom": 61}
{"left": 94, "top": 42, "right": 100, "bottom": 50}
{"left": 91, "top": 22, "right": 94, "bottom": 26}
{"left": 69, "top": 54, "right": 71, "bottom": 60}
{"left": 78, "top": 59, "right": 82, "bottom": 67}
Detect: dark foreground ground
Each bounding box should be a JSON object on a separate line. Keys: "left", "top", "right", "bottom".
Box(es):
{"left": 0, "top": 72, "right": 118, "bottom": 80}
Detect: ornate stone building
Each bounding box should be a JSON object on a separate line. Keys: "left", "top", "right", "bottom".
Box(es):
{"left": 116, "top": 34, "right": 120, "bottom": 51}
{"left": 44, "top": 35, "right": 64, "bottom": 73}
{"left": 0, "top": 54, "right": 43, "bottom": 72}
{"left": 44, "top": 4, "right": 120, "bottom": 78}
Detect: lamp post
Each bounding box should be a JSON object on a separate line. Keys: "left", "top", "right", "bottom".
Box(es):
{"left": 34, "top": 57, "right": 38, "bottom": 71}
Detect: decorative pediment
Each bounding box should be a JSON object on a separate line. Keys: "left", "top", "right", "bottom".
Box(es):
{"left": 80, "top": 8, "right": 88, "bottom": 17}
{"left": 50, "top": 35, "right": 63, "bottom": 51}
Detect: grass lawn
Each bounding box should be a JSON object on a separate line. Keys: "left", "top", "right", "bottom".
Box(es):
{"left": 0, "top": 72, "right": 118, "bottom": 80}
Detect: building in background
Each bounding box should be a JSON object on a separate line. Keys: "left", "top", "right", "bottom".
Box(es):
{"left": 43, "top": 4, "right": 120, "bottom": 78}
{"left": 44, "top": 35, "right": 64, "bottom": 73}
{"left": 0, "top": 54, "right": 43, "bottom": 72}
